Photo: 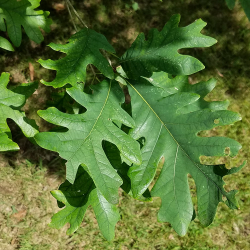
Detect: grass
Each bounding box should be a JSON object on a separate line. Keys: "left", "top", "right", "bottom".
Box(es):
{"left": 0, "top": 156, "right": 249, "bottom": 249}
{"left": 0, "top": 0, "right": 250, "bottom": 249}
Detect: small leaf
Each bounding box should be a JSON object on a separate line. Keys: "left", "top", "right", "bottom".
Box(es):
{"left": 38, "top": 28, "right": 116, "bottom": 88}
{"left": 0, "top": 36, "right": 14, "bottom": 51}
{"left": 225, "top": 0, "right": 236, "bottom": 10}
{"left": 0, "top": 72, "right": 39, "bottom": 151}
{"left": 132, "top": 2, "right": 139, "bottom": 11}
{"left": 35, "top": 80, "right": 141, "bottom": 204}
{"left": 120, "top": 14, "right": 217, "bottom": 79}
{"left": 50, "top": 166, "right": 120, "bottom": 241}
{"left": 0, "top": 0, "right": 51, "bottom": 47}
{"left": 90, "top": 189, "right": 120, "bottom": 241}
{"left": 11, "top": 81, "right": 39, "bottom": 103}
{"left": 240, "top": 0, "right": 250, "bottom": 21}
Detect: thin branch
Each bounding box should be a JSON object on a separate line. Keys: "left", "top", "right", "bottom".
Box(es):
{"left": 65, "top": 0, "right": 88, "bottom": 28}
{"left": 91, "top": 75, "right": 96, "bottom": 85}
{"left": 65, "top": 0, "right": 105, "bottom": 84}
{"left": 66, "top": 0, "right": 78, "bottom": 32}
{"left": 103, "top": 50, "right": 112, "bottom": 67}
{"left": 90, "top": 65, "right": 100, "bottom": 82}
{"left": 106, "top": 51, "right": 120, "bottom": 59}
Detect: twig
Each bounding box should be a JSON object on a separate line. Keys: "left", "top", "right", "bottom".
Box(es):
{"left": 106, "top": 51, "right": 120, "bottom": 59}
{"left": 103, "top": 50, "right": 112, "bottom": 67}
{"left": 65, "top": 0, "right": 111, "bottom": 84}
{"left": 65, "top": 0, "right": 78, "bottom": 32}
{"left": 90, "top": 65, "right": 100, "bottom": 82}
{"left": 65, "top": 0, "right": 88, "bottom": 28}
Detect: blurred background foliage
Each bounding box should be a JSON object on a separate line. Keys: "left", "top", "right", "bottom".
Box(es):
{"left": 0, "top": 0, "right": 249, "bottom": 249}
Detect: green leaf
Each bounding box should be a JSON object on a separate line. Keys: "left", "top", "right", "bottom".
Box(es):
{"left": 240, "top": 0, "right": 250, "bottom": 20}
{"left": 126, "top": 71, "right": 243, "bottom": 236}
{"left": 120, "top": 14, "right": 217, "bottom": 79}
{"left": 35, "top": 80, "right": 141, "bottom": 204}
{"left": 145, "top": 73, "right": 230, "bottom": 112}
{"left": 11, "top": 81, "right": 39, "bottom": 103}
{"left": 50, "top": 166, "right": 120, "bottom": 241}
{"left": 132, "top": 2, "right": 139, "bottom": 11}
{"left": 0, "top": 0, "right": 51, "bottom": 47}
{"left": 50, "top": 141, "right": 150, "bottom": 240}
{"left": 0, "top": 72, "right": 39, "bottom": 151}
{"left": 0, "top": 36, "right": 14, "bottom": 51}
{"left": 46, "top": 90, "right": 80, "bottom": 114}
{"left": 225, "top": 0, "right": 236, "bottom": 9}
{"left": 38, "top": 28, "right": 116, "bottom": 88}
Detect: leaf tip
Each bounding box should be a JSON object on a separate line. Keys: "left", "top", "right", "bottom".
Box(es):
{"left": 50, "top": 190, "right": 57, "bottom": 197}
{"left": 171, "top": 13, "right": 181, "bottom": 21}
{"left": 37, "top": 109, "right": 44, "bottom": 117}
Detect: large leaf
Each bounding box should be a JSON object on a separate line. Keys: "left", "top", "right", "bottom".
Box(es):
{"left": 240, "top": 0, "right": 250, "bottom": 20}
{"left": 50, "top": 166, "right": 120, "bottom": 241}
{"left": 0, "top": 72, "right": 38, "bottom": 151}
{"left": 120, "top": 14, "right": 217, "bottom": 79}
{"left": 0, "top": 0, "right": 51, "bottom": 47}
{"left": 38, "top": 28, "right": 116, "bottom": 88}
{"left": 125, "top": 72, "right": 243, "bottom": 236}
{"left": 35, "top": 80, "right": 141, "bottom": 204}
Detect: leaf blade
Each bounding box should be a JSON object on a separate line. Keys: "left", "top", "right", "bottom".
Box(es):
{"left": 0, "top": 36, "right": 14, "bottom": 51}
{"left": 120, "top": 15, "right": 217, "bottom": 79}
{"left": 50, "top": 166, "right": 120, "bottom": 240}
{"left": 0, "top": 73, "right": 38, "bottom": 151}
{"left": 90, "top": 189, "right": 120, "bottom": 241}
{"left": 225, "top": 0, "right": 236, "bottom": 10}
{"left": 38, "top": 28, "right": 116, "bottom": 88}
{"left": 0, "top": 0, "right": 51, "bottom": 47}
{"left": 126, "top": 72, "right": 242, "bottom": 235}
{"left": 240, "top": 0, "right": 250, "bottom": 21}
{"left": 35, "top": 80, "right": 141, "bottom": 204}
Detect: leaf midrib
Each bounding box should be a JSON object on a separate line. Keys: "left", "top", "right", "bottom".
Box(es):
{"left": 55, "top": 29, "right": 91, "bottom": 85}
{"left": 120, "top": 42, "right": 175, "bottom": 64}
{"left": 127, "top": 79, "right": 232, "bottom": 202}
{"left": 67, "top": 81, "right": 111, "bottom": 163}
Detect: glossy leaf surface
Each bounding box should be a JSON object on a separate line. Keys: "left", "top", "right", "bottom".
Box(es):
{"left": 0, "top": 73, "right": 38, "bottom": 151}
{"left": 51, "top": 166, "right": 120, "bottom": 241}
{"left": 0, "top": 37, "right": 14, "bottom": 51}
{"left": 120, "top": 14, "right": 217, "bottom": 79}
{"left": 126, "top": 72, "right": 243, "bottom": 236}
{"left": 0, "top": 0, "right": 51, "bottom": 47}
{"left": 38, "top": 28, "right": 116, "bottom": 88}
{"left": 35, "top": 80, "right": 141, "bottom": 204}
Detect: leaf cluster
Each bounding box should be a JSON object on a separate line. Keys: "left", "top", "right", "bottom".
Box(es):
{"left": 0, "top": 0, "right": 51, "bottom": 51}
{"left": 35, "top": 15, "right": 244, "bottom": 240}
{"left": 0, "top": 72, "right": 38, "bottom": 151}
{"left": 0, "top": 5, "right": 245, "bottom": 242}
